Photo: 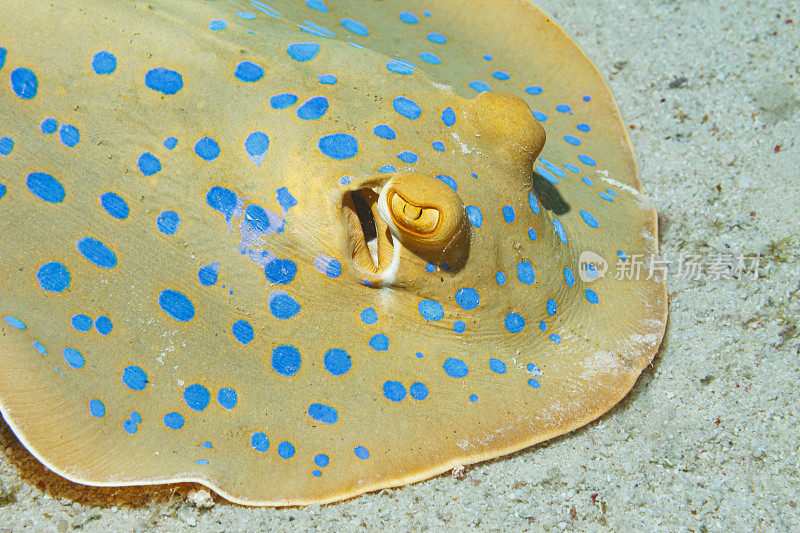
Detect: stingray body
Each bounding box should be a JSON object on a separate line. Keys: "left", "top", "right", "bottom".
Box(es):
{"left": 0, "top": 0, "right": 667, "bottom": 505}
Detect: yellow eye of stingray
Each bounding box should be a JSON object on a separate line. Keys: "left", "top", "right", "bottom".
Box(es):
{"left": 389, "top": 192, "right": 440, "bottom": 234}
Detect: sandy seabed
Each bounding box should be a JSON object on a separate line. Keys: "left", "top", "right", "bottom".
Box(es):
{"left": 1, "top": 0, "right": 798, "bottom": 531}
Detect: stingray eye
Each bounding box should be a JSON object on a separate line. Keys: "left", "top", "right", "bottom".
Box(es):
{"left": 378, "top": 172, "right": 468, "bottom": 252}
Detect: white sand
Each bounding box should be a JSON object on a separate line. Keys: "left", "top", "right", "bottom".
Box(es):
{"left": 1, "top": 0, "right": 798, "bottom": 530}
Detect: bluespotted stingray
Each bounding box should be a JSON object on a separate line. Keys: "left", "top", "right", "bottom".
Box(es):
{"left": 0, "top": 0, "right": 667, "bottom": 505}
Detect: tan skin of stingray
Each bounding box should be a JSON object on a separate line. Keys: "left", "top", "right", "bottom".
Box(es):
{"left": 0, "top": 0, "right": 667, "bottom": 505}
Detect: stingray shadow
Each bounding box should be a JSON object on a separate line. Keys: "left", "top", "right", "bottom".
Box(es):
{"left": 532, "top": 171, "right": 570, "bottom": 215}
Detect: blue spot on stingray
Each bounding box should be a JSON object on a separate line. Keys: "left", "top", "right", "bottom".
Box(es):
{"left": 156, "top": 210, "right": 181, "bottom": 235}
{"left": 466, "top": 206, "right": 483, "bottom": 228}
{"left": 123, "top": 421, "right": 137, "bottom": 434}
{"left": 419, "top": 51, "right": 442, "bottom": 64}
{"left": 237, "top": 11, "right": 256, "bottom": 20}
{"left": 585, "top": 289, "right": 600, "bottom": 304}
{"left": 435, "top": 174, "right": 457, "bottom": 191}
{"left": 529, "top": 378, "right": 541, "bottom": 388}
{"left": 89, "top": 399, "right": 106, "bottom": 418}
{"left": 62, "top": 347, "right": 84, "bottom": 369}
{"left": 99, "top": 192, "right": 129, "bottom": 219}
{"left": 318, "top": 133, "right": 358, "bottom": 159}
{"left": 271, "top": 345, "right": 301, "bottom": 376}
{"left": 418, "top": 299, "right": 444, "bottom": 322}
{"left": 354, "top": 445, "right": 370, "bottom": 460}
{"left": 264, "top": 259, "right": 296, "bottom": 284}
{"left": 578, "top": 154, "right": 598, "bottom": 166}
{"left": 547, "top": 299, "right": 558, "bottom": 316}
{"left": 454, "top": 321, "right": 466, "bottom": 334}
{"left": 393, "top": 97, "right": 421, "bottom": 120}
{"left": 217, "top": 388, "right": 237, "bottom": 410}
{"left": 91, "top": 51, "right": 116, "bottom": 75}
{"left": 36, "top": 262, "right": 70, "bottom": 292}
{"left": 305, "top": 0, "right": 329, "bottom": 12}
{"left": 583, "top": 94, "right": 592, "bottom": 102}
{"left": 379, "top": 165, "right": 396, "bottom": 173}
{"left": 532, "top": 110, "right": 548, "bottom": 122}
{"left": 287, "top": 42, "right": 320, "bottom": 62}
{"left": 383, "top": 381, "right": 406, "bottom": 402}
{"left": 469, "top": 80, "right": 492, "bottom": 92}
{"left": 296, "top": 96, "right": 329, "bottom": 120}
{"left": 206, "top": 186, "right": 237, "bottom": 220}
{"left": 128, "top": 412, "right": 143, "bottom": 424}
{"left": 432, "top": 140, "right": 445, "bottom": 151}
{"left": 0, "top": 48, "right": 5, "bottom": 70}
{"left": 455, "top": 288, "right": 480, "bottom": 310}
{"left": 209, "top": 19, "right": 228, "bottom": 31}
{"left": 505, "top": 313, "right": 525, "bottom": 334}
{"left": 137, "top": 152, "right": 161, "bottom": 176}
{"left": 540, "top": 158, "right": 567, "bottom": 179}
{"left": 369, "top": 334, "right": 389, "bottom": 351}
{"left": 26, "top": 172, "right": 64, "bottom": 203}
{"left": 549, "top": 334, "right": 562, "bottom": 344}
{"left": 250, "top": 433, "right": 269, "bottom": 452}
{"left": 71, "top": 314, "right": 92, "bottom": 332}
{"left": 502, "top": 205, "right": 516, "bottom": 223}
{"left": 469, "top": 394, "right": 479, "bottom": 403}
{"left": 270, "top": 93, "right": 298, "bottom": 109}
{"left": 275, "top": 187, "right": 297, "bottom": 211}
{"left": 565, "top": 163, "right": 581, "bottom": 173}
{"left": 373, "top": 124, "right": 396, "bottom": 140}
{"left": 158, "top": 289, "right": 195, "bottom": 321}
{"left": 618, "top": 250, "right": 628, "bottom": 261}
{"left": 299, "top": 20, "right": 336, "bottom": 38}
{"left": 564, "top": 267, "right": 575, "bottom": 287}
{"left": 95, "top": 316, "right": 113, "bottom": 335}
{"left": 340, "top": 18, "right": 369, "bottom": 35}
{"left": 556, "top": 103, "right": 573, "bottom": 114}
{"left": 324, "top": 349, "right": 351, "bottom": 376}
{"left": 442, "top": 357, "right": 468, "bottom": 378}
{"left": 540, "top": 321, "right": 547, "bottom": 332}
{"left": 553, "top": 218, "right": 568, "bottom": 244}
{"left": 235, "top": 60, "right": 264, "bottom": 82}
{"left": 399, "top": 10, "right": 419, "bottom": 23}
{"left": 314, "top": 454, "right": 330, "bottom": 467}
{"left": 577, "top": 123, "right": 591, "bottom": 132}
{"left": 517, "top": 261, "right": 535, "bottom": 285}
{"left": 32, "top": 342, "right": 46, "bottom": 355}
{"left": 278, "top": 441, "right": 296, "bottom": 459}
{"left": 318, "top": 73, "right": 337, "bottom": 84}
{"left": 3, "top": 316, "right": 26, "bottom": 330}
{"left": 410, "top": 382, "right": 428, "bottom": 400}
{"left": 268, "top": 291, "right": 300, "bottom": 319}
{"left": 184, "top": 384, "right": 210, "bottom": 412}
{"left": 537, "top": 166, "right": 559, "bottom": 185}
{"left": 308, "top": 403, "right": 338, "bottom": 424}
{"left": 599, "top": 191, "right": 614, "bottom": 202}
{"left": 232, "top": 320, "right": 254, "bottom": 345}
{"left": 528, "top": 229, "right": 538, "bottom": 241}
{"left": 144, "top": 68, "right": 183, "bottom": 95}
{"left": 528, "top": 192, "right": 540, "bottom": 215}
{"left": 40, "top": 118, "right": 58, "bottom": 134}
{"left": 163, "top": 412, "right": 184, "bottom": 430}
{"left": 397, "top": 150, "right": 418, "bottom": 163}
{"left": 496, "top": 271, "right": 506, "bottom": 285}
{"left": 10, "top": 68, "right": 37, "bottom": 99}
{"left": 441, "top": 107, "right": 456, "bottom": 126}
{"left": 198, "top": 262, "right": 220, "bottom": 286}
{"left": 58, "top": 124, "right": 80, "bottom": 147}
{"left": 194, "top": 137, "right": 220, "bottom": 161}
{"left": 386, "top": 58, "right": 416, "bottom": 75}
{"left": 427, "top": 32, "right": 447, "bottom": 44}
{"left": 580, "top": 209, "right": 600, "bottom": 228}
{"left": 360, "top": 308, "right": 378, "bottom": 325}
{"left": 489, "top": 358, "right": 507, "bottom": 374}
{"left": 0, "top": 136, "right": 12, "bottom": 156}
{"left": 493, "top": 70, "right": 511, "bottom": 80}
{"left": 76, "top": 237, "right": 116, "bottom": 269}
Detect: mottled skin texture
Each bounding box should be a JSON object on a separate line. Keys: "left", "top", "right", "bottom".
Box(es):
{"left": 0, "top": 0, "right": 667, "bottom": 505}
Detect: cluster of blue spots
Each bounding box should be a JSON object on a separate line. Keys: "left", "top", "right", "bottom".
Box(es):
{"left": 137, "top": 152, "right": 161, "bottom": 176}
{"left": 466, "top": 205, "right": 483, "bottom": 228}
{"left": 99, "top": 192, "right": 129, "bottom": 219}
{"left": 441, "top": 107, "right": 456, "bottom": 127}
{"left": 62, "top": 347, "right": 85, "bottom": 369}
{"left": 469, "top": 80, "right": 492, "bottom": 92}
{"left": 397, "top": 150, "right": 418, "bottom": 164}
{"left": 502, "top": 205, "right": 516, "bottom": 223}
{"left": 95, "top": 316, "right": 113, "bottom": 335}
{"left": 251, "top": 432, "right": 269, "bottom": 453}
{"left": 372, "top": 124, "right": 396, "bottom": 140}
{"left": 549, "top": 334, "right": 562, "bottom": 344}
{"left": 296, "top": 96, "right": 328, "bottom": 120}
{"left": 528, "top": 229, "right": 538, "bottom": 241}
{"left": 36, "top": 261, "right": 71, "bottom": 293}
{"left": 271, "top": 344, "right": 301, "bottom": 376}
{"left": 505, "top": 312, "right": 525, "bottom": 334}
{"left": 232, "top": 319, "right": 254, "bottom": 345}
{"left": 235, "top": 60, "right": 264, "bottom": 82}
{"left": 340, "top": 18, "right": 369, "bottom": 35}
{"left": 76, "top": 237, "right": 117, "bottom": 269}
{"left": 71, "top": 314, "right": 92, "bottom": 331}
{"left": 278, "top": 441, "right": 296, "bottom": 459}
{"left": 91, "top": 51, "right": 117, "bottom": 75}
{"left": 496, "top": 271, "right": 506, "bottom": 285}
{"left": 184, "top": 384, "right": 211, "bottom": 412}
{"left": 198, "top": 262, "right": 220, "bottom": 286}
{"left": 489, "top": 358, "right": 507, "bottom": 374}
{"left": 158, "top": 289, "right": 195, "bottom": 321}
{"left": 553, "top": 218, "right": 568, "bottom": 244}
{"left": 121, "top": 365, "right": 148, "bottom": 391}
{"left": 427, "top": 32, "right": 447, "bottom": 44}
{"left": 455, "top": 288, "right": 479, "bottom": 310}
{"left": 432, "top": 140, "right": 445, "bottom": 151}
{"left": 578, "top": 154, "right": 597, "bottom": 166}
{"left": 547, "top": 299, "right": 558, "bottom": 316}
{"left": 564, "top": 267, "right": 576, "bottom": 287}
{"left": 453, "top": 320, "right": 466, "bottom": 334}
{"left": 564, "top": 135, "right": 582, "bottom": 146}
{"left": 3, "top": 316, "right": 26, "bottom": 330}
{"left": 599, "top": 190, "right": 614, "bottom": 202}
{"left": 26, "top": 172, "right": 65, "bottom": 203}
{"left": 386, "top": 58, "right": 416, "bottom": 75}
{"left": 585, "top": 289, "right": 600, "bottom": 304}
{"left": 493, "top": 70, "right": 511, "bottom": 80}
{"left": 418, "top": 299, "right": 444, "bottom": 322}
{"left": 10, "top": 68, "right": 38, "bottom": 99}
{"left": 318, "top": 132, "right": 358, "bottom": 159}
{"left": 156, "top": 210, "right": 181, "bottom": 235}
{"left": 123, "top": 412, "right": 142, "bottom": 434}
{"left": 435, "top": 174, "right": 457, "bottom": 191}
{"left": 264, "top": 258, "right": 296, "bottom": 284}
{"left": 217, "top": 387, "right": 237, "bottom": 410}
{"left": 393, "top": 97, "right": 421, "bottom": 120}
{"left": 308, "top": 403, "right": 338, "bottom": 424}
{"left": 580, "top": 209, "right": 600, "bottom": 228}
{"left": 442, "top": 357, "right": 468, "bottom": 378}
{"left": 287, "top": 42, "right": 320, "bottom": 62}
{"left": 323, "top": 348, "right": 351, "bottom": 376}
{"left": 383, "top": 381, "right": 406, "bottom": 402}
{"left": 360, "top": 307, "right": 378, "bottom": 325}
{"left": 517, "top": 261, "right": 535, "bottom": 285}
{"left": 305, "top": 0, "right": 329, "bottom": 12}
{"left": 317, "top": 73, "right": 337, "bottom": 84}
{"left": 163, "top": 412, "right": 185, "bottom": 430}
{"left": 0, "top": 136, "right": 12, "bottom": 157}
{"left": 209, "top": 19, "right": 228, "bottom": 31}
{"left": 144, "top": 68, "right": 183, "bottom": 95}
{"left": 270, "top": 92, "right": 298, "bottom": 109}
{"left": 419, "top": 51, "right": 442, "bottom": 64}
{"left": 194, "top": 137, "right": 220, "bottom": 161}
{"left": 369, "top": 333, "right": 389, "bottom": 351}
{"left": 88, "top": 399, "right": 106, "bottom": 418}
{"left": 58, "top": 124, "right": 80, "bottom": 147}
{"left": 268, "top": 291, "right": 300, "bottom": 319}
